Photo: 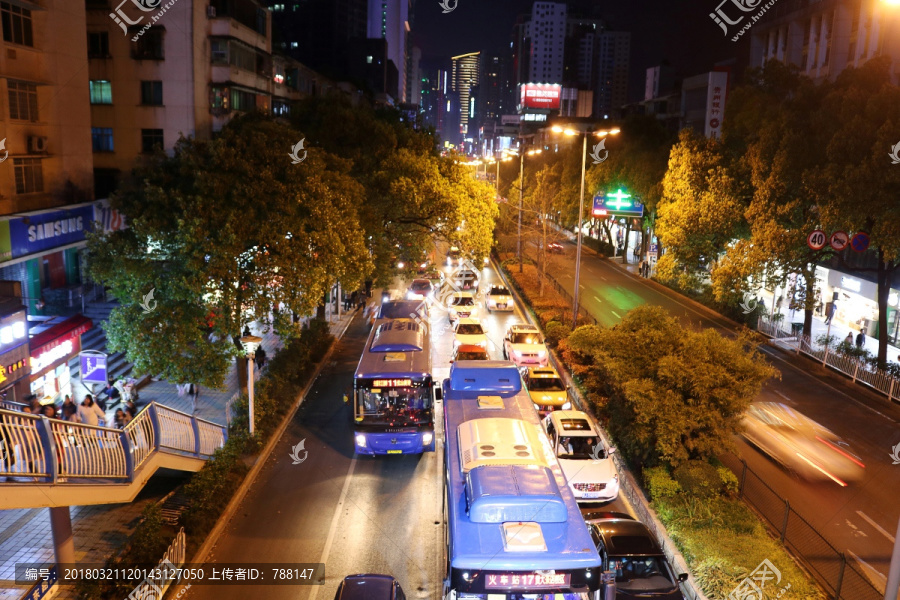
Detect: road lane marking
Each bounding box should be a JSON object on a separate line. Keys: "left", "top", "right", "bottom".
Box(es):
{"left": 593, "top": 296, "right": 602, "bottom": 303}
{"left": 611, "top": 311, "right": 621, "bottom": 319}
{"left": 306, "top": 455, "right": 357, "bottom": 600}
{"left": 600, "top": 276, "right": 607, "bottom": 281}
{"left": 857, "top": 511, "right": 895, "bottom": 543}
{"left": 848, "top": 550, "right": 886, "bottom": 593}
{"left": 774, "top": 390, "right": 796, "bottom": 405}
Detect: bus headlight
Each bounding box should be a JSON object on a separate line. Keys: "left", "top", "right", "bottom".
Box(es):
{"left": 422, "top": 432, "right": 434, "bottom": 446}
{"left": 355, "top": 434, "right": 367, "bottom": 448}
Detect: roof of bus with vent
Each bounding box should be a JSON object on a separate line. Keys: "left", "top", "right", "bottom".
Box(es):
{"left": 355, "top": 319, "right": 431, "bottom": 380}
{"left": 442, "top": 361, "right": 601, "bottom": 571}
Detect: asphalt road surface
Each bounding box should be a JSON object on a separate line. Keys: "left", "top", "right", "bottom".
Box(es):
{"left": 547, "top": 240, "right": 900, "bottom": 590}
{"left": 186, "top": 261, "right": 631, "bottom": 600}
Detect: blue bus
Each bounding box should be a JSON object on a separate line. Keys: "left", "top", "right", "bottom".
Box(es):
{"left": 353, "top": 318, "right": 436, "bottom": 455}
{"left": 441, "top": 361, "right": 604, "bottom": 600}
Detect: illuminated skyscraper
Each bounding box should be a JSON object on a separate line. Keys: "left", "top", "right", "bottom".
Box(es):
{"left": 451, "top": 51, "right": 480, "bottom": 137}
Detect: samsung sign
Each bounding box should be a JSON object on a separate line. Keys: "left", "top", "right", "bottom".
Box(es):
{"left": 9, "top": 205, "right": 95, "bottom": 258}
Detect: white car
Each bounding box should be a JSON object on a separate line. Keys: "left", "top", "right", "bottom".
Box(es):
{"left": 448, "top": 291, "right": 477, "bottom": 322}
{"left": 485, "top": 284, "right": 513, "bottom": 312}
{"left": 453, "top": 318, "right": 488, "bottom": 350}
{"left": 502, "top": 324, "right": 548, "bottom": 366}
{"left": 407, "top": 278, "right": 434, "bottom": 300}
{"left": 543, "top": 410, "right": 619, "bottom": 502}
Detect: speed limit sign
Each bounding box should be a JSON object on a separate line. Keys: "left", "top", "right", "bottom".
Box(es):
{"left": 807, "top": 230, "right": 826, "bottom": 250}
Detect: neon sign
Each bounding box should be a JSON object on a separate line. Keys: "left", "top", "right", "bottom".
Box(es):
{"left": 372, "top": 379, "right": 413, "bottom": 388}
{"left": 485, "top": 572, "right": 571, "bottom": 589}
{"left": 31, "top": 340, "right": 73, "bottom": 372}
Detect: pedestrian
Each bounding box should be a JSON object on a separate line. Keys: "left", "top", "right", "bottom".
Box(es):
{"left": 255, "top": 346, "right": 267, "bottom": 370}
{"left": 189, "top": 384, "right": 199, "bottom": 414}
{"left": 77, "top": 396, "right": 106, "bottom": 427}
{"left": 844, "top": 332, "right": 853, "bottom": 346}
{"left": 102, "top": 380, "right": 121, "bottom": 405}
{"left": 41, "top": 404, "right": 58, "bottom": 419}
{"left": 124, "top": 399, "right": 138, "bottom": 419}
{"left": 825, "top": 302, "right": 836, "bottom": 324}
{"left": 62, "top": 401, "right": 79, "bottom": 423}
{"left": 113, "top": 408, "right": 131, "bottom": 428}
{"left": 855, "top": 329, "right": 866, "bottom": 349}
{"left": 242, "top": 325, "right": 252, "bottom": 337}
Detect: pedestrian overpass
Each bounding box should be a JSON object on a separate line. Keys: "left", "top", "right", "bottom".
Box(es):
{"left": 0, "top": 402, "right": 226, "bottom": 509}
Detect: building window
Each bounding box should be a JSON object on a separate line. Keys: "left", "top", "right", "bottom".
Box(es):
{"left": 89, "top": 80, "right": 113, "bottom": 104}
{"left": 290, "top": 41, "right": 298, "bottom": 48}
{"left": 230, "top": 88, "right": 255, "bottom": 111}
{"left": 133, "top": 29, "right": 164, "bottom": 60}
{"left": 91, "top": 127, "right": 114, "bottom": 152}
{"left": 88, "top": 32, "right": 109, "bottom": 58}
{"left": 141, "top": 129, "right": 164, "bottom": 153}
{"left": 273, "top": 99, "right": 289, "bottom": 116}
{"left": 13, "top": 158, "right": 42, "bottom": 194}
{"left": 1, "top": 2, "right": 33, "bottom": 47}
{"left": 211, "top": 39, "right": 228, "bottom": 63}
{"left": 140, "top": 80, "right": 163, "bottom": 105}
{"left": 8, "top": 80, "right": 38, "bottom": 122}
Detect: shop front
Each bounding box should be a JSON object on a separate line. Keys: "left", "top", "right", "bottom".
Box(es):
{"left": 822, "top": 270, "right": 879, "bottom": 336}
{"left": 28, "top": 315, "right": 92, "bottom": 405}
{"left": 0, "top": 305, "right": 31, "bottom": 404}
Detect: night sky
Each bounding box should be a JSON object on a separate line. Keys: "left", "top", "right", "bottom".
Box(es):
{"left": 412, "top": 0, "right": 751, "bottom": 104}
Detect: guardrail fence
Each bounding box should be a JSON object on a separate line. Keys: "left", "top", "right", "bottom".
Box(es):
{"left": 757, "top": 316, "right": 900, "bottom": 403}
{"left": 721, "top": 454, "right": 883, "bottom": 600}
{"left": 0, "top": 402, "right": 225, "bottom": 483}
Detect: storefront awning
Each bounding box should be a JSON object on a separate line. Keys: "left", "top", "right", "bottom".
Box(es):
{"left": 30, "top": 314, "right": 92, "bottom": 357}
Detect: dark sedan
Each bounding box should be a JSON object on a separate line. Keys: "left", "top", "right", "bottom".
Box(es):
{"left": 584, "top": 512, "right": 688, "bottom": 599}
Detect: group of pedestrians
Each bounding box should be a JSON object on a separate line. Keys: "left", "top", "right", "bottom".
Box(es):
{"left": 18, "top": 393, "right": 138, "bottom": 429}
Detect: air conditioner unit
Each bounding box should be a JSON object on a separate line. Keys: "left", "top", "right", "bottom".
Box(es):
{"left": 28, "top": 136, "right": 48, "bottom": 153}
{"left": 207, "top": 5, "right": 216, "bottom": 17}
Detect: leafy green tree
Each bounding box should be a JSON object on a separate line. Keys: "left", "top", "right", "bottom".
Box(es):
{"left": 87, "top": 114, "right": 372, "bottom": 388}
{"left": 562, "top": 305, "right": 777, "bottom": 468}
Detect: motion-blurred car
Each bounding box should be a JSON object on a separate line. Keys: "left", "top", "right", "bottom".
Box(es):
{"left": 450, "top": 344, "right": 490, "bottom": 363}
{"left": 449, "top": 266, "right": 480, "bottom": 291}
{"left": 547, "top": 242, "right": 564, "bottom": 254}
{"left": 448, "top": 292, "right": 477, "bottom": 323}
{"left": 741, "top": 402, "right": 865, "bottom": 486}
{"left": 453, "top": 317, "right": 488, "bottom": 350}
{"left": 543, "top": 410, "right": 618, "bottom": 502}
{"left": 421, "top": 269, "right": 445, "bottom": 289}
{"left": 521, "top": 366, "right": 570, "bottom": 415}
{"left": 446, "top": 246, "right": 462, "bottom": 267}
{"left": 584, "top": 513, "right": 688, "bottom": 599}
{"left": 406, "top": 279, "right": 434, "bottom": 301}
{"left": 502, "top": 324, "right": 548, "bottom": 366}
{"left": 484, "top": 284, "right": 513, "bottom": 312}
{"left": 334, "top": 574, "right": 407, "bottom": 600}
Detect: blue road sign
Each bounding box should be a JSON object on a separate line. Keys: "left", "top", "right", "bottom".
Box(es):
{"left": 850, "top": 232, "right": 870, "bottom": 253}
{"left": 80, "top": 352, "right": 108, "bottom": 384}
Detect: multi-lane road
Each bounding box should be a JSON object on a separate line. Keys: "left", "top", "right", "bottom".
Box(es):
{"left": 548, "top": 241, "right": 900, "bottom": 588}
{"left": 185, "top": 264, "right": 630, "bottom": 600}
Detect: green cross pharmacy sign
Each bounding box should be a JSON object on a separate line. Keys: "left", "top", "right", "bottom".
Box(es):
{"left": 592, "top": 189, "right": 644, "bottom": 218}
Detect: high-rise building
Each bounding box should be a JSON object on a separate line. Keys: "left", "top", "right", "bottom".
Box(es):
{"left": 451, "top": 52, "right": 481, "bottom": 137}
{"left": 527, "top": 2, "right": 567, "bottom": 83}
{"left": 472, "top": 55, "right": 506, "bottom": 137}
{"left": 409, "top": 46, "right": 422, "bottom": 105}
{"left": 749, "top": 0, "right": 900, "bottom": 83}
{"left": 595, "top": 31, "right": 630, "bottom": 119}
{"left": 368, "top": 0, "right": 411, "bottom": 102}
{"left": 267, "top": 0, "right": 369, "bottom": 81}
{"left": 89, "top": 0, "right": 333, "bottom": 196}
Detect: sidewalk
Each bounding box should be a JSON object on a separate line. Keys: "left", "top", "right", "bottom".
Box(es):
{"left": 0, "top": 309, "right": 358, "bottom": 600}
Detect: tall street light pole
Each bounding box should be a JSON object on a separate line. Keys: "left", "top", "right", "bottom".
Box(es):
{"left": 515, "top": 146, "right": 541, "bottom": 273}
{"left": 240, "top": 334, "right": 263, "bottom": 435}
{"left": 551, "top": 125, "right": 620, "bottom": 326}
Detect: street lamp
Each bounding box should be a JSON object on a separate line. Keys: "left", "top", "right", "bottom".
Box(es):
{"left": 551, "top": 124, "right": 620, "bottom": 326}
{"left": 240, "top": 334, "right": 263, "bottom": 435}
{"left": 511, "top": 146, "right": 542, "bottom": 273}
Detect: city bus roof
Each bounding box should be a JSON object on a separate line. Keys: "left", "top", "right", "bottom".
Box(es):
{"left": 355, "top": 319, "right": 432, "bottom": 381}
{"left": 442, "top": 362, "right": 601, "bottom": 571}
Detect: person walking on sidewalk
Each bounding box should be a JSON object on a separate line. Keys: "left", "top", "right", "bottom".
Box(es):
{"left": 78, "top": 396, "right": 105, "bottom": 427}
{"left": 844, "top": 332, "right": 854, "bottom": 347}
{"left": 855, "top": 329, "right": 866, "bottom": 349}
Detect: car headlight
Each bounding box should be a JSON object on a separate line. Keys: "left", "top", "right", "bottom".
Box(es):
{"left": 397, "top": 261, "right": 405, "bottom": 269}
{"left": 537, "top": 350, "right": 546, "bottom": 357}
{"left": 513, "top": 350, "right": 523, "bottom": 358}
{"left": 422, "top": 432, "right": 434, "bottom": 446}
{"left": 355, "top": 434, "right": 367, "bottom": 448}
{"left": 562, "top": 401, "right": 571, "bottom": 410}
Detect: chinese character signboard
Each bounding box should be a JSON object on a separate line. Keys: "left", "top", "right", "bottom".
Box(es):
{"left": 704, "top": 71, "right": 728, "bottom": 139}
{"left": 485, "top": 572, "right": 571, "bottom": 590}
{"left": 592, "top": 190, "right": 644, "bottom": 218}
{"left": 519, "top": 83, "right": 562, "bottom": 110}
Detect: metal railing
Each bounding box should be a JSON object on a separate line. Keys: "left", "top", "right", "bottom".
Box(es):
{"left": 0, "top": 402, "right": 226, "bottom": 483}
{"left": 758, "top": 316, "right": 900, "bottom": 403}
{"left": 722, "top": 454, "right": 883, "bottom": 600}
{"left": 128, "top": 527, "right": 186, "bottom": 600}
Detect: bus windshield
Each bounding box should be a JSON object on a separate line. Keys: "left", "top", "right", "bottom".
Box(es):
{"left": 356, "top": 380, "right": 433, "bottom": 427}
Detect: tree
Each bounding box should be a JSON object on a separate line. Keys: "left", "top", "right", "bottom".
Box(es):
{"left": 562, "top": 306, "right": 778, "bottom": 468}
{"left": 87, "top": 114, "right": 372, "bottom": 389}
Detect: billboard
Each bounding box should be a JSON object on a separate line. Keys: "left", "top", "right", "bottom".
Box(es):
{"left": 520, "top": 83, "right": 561, "bottom": 110}
{"left": 704, "top": 71, "right": 728, "bottom": 139}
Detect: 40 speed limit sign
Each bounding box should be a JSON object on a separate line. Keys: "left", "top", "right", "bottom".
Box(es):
{"left": 807, "top": 230, "right": 826, "bottom": 251}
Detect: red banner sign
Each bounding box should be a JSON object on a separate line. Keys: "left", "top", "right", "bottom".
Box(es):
{"left": 520, "top": 84, "right": 561, "bottom": 110}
